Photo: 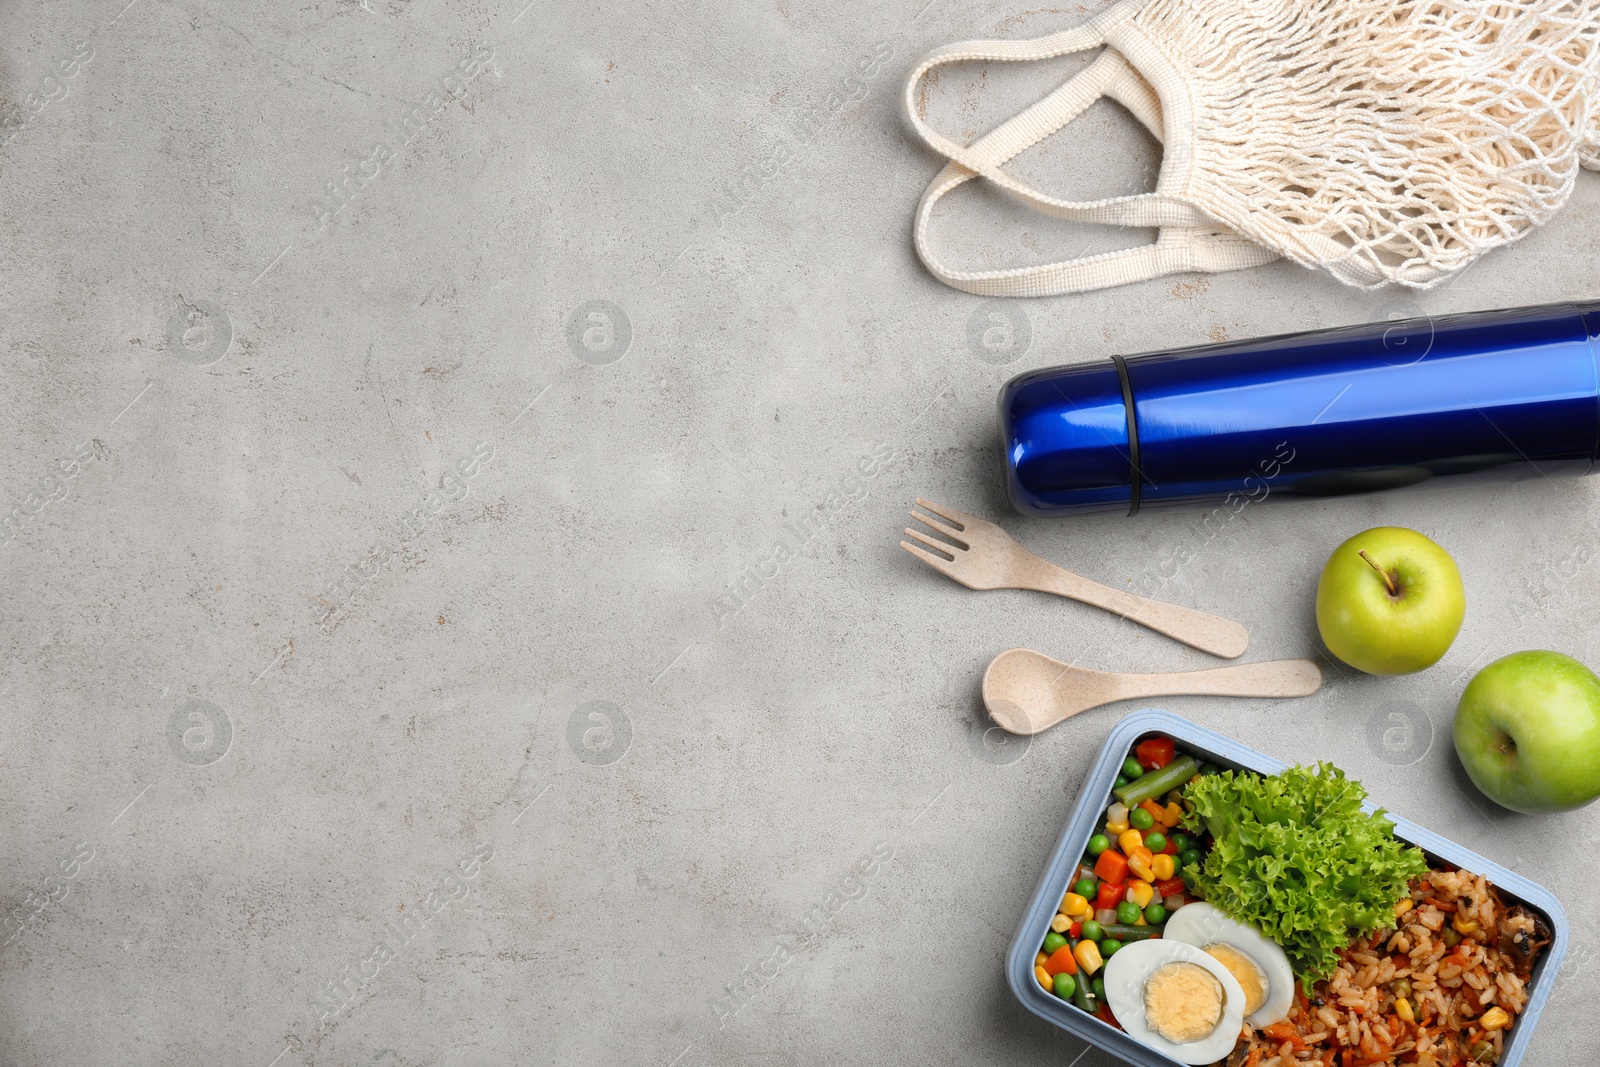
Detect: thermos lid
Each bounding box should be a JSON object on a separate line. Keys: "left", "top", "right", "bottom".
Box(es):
{"left": 999, "top": 360, "right": 1136, "bottom": 516}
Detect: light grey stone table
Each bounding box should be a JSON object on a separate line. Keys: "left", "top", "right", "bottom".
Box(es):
{"left": 3, "top": 1, "right": 1598, "bottom": 1064}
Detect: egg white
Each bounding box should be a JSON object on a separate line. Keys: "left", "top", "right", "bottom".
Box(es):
{"left": 1163, "top": 902, "right": 1295, "bottom": 1027}
{"left": 1102, "top": 939, "right": 1247, "bottom": 1065}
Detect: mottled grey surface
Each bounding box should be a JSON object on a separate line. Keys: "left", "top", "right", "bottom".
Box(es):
{"left": 2, "top": 1, "right": 1598, "bottom": 1064}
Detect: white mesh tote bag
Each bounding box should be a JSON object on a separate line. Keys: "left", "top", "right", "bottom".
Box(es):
{"left": 903, "top": 0, "right": 1600, "bottom": 295}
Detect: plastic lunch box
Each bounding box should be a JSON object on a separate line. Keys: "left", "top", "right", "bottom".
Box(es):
{"left": 1005, "top": 710, "right": 1570, "bottom": 1067}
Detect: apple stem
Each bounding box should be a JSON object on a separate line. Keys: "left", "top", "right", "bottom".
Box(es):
{"left": 1358, "top": 549, "right": 1399, "bottom": 596}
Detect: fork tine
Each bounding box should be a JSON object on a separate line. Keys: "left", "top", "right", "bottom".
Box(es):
{"left": 900, "top": 539, "right": 959, "bottom": 576}
{"left": 903, "top": 526, "right": 964, "bottom": 558}
{"left": 908, "top": 508, "right": 968, "bottom": 545}
{"left": 913, "top": 497, "right": 975, "bottom": 532}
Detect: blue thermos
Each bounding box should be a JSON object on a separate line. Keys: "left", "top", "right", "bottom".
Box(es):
{"left": 1000, "top": 302, "right": 1600, "bottom": 516}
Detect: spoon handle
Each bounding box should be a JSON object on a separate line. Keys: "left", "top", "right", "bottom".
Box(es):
{"left": 1115, "top": 659, "right": 1323, "bottom": 702}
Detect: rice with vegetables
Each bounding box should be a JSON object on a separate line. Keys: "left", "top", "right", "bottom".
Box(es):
{"left": 1222, "top": 868, "right": 1552, "bottom": 1067}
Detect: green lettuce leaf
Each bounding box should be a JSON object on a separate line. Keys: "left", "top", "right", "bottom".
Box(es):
{"left": 1183, "top": 763, "right": 1427, "bottom": 986}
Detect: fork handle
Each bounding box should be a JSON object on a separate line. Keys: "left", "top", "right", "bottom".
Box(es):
{"left": 1112, "top": 659, "right": 1323, "bottom": 702}
{"left": 1022, "top": 564, "right": 1250, "bottom": 659}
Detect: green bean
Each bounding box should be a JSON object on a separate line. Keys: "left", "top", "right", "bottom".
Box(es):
{"left": 1068, "top": 966, "right": 1094, "bottom": 1017}
{"left": 1101, "top": 924, "right": 1163, "bottom": 942}
{"left": 1069, "top": 941, "right": 1096, "bottom": 1014}
{"left": 1114, "top": 756, "right": 1200, "bottom": 806}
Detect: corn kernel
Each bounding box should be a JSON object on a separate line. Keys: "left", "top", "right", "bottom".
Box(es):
{"left": 1128, "top": 856, "right": 1155, "bottom": 882}
{"left": 1480, "top": 1007, "right": 1511, "bottom": 1031}
{"left": 1036, "top": 952, "right": 1048, "bottom": 968}
{"left": 1036, "top": 965, "right": 1053, "bottom": 990}
{"left": 1394, "top": 997, "right": 1415, "bottom": 1023}
{"left": 1134, "top": 914, "right": 1148, "bottom": 926}
{"left": 1106, "top": 819, "right": 1130, "bottom": 836}
{"left": 1118, "top": 829, "right": 1144, "bottom": 854}
{"left": 1152, "top": 854, "right": 1176, "bottom": 881}
{"left": 1395, "top": 898, "right": 1414, "bottom": 918}
{"left": 1128, "top": 881, "right": 1155, "bottom": 908}
{"left": 1073, "top": 939, "right": 1104, "bottom": 975}
{"left": 1050, "top": 914, "right": 1070, "bottom": 933}
{"left": 1063, "top": 893, "right": 1091, "bottom": 919}
{"left": 1453, "top": 915, "right": 1481, "bottom": 936}
{"left": 1161, "top": 802, "right": 1184, "bottom": 827}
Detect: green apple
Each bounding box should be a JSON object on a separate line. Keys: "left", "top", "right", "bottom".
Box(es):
{"left": 1314, "top": 526, "right": 1465, "bottom": 675}
{"left": 1455, "top": 651, "right": 1600, "bottom": 814}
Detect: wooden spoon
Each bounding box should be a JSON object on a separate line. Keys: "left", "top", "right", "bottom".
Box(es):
{"left": 982, "top": 648, "right": 1322, "bottom": 735}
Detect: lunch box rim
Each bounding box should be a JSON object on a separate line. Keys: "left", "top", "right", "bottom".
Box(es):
{"left": 1005, "top": 708, "right": 1570, "bottom": 1067}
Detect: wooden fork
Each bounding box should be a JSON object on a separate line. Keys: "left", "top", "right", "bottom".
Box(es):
{"left": 900, "top": 498, "right": 1250, "bottom": 659}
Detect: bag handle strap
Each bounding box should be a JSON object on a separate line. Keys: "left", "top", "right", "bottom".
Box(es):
{"left": 901, "top": 7, "right": 1206, "bottom": 229}
{"left": 903, "top": 24, "right": 1277, "bottom": 295}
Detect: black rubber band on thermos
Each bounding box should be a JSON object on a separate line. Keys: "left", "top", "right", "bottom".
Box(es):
{"left": 1110, "top": 354, "right": 1144, "bottom": 516}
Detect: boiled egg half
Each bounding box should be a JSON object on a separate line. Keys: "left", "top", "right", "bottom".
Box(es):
{"left": 1103, "top": 939, "right": 1246, "bottom": 1065}
{"left": 1163, "top": 902, "right": 1294, "bottom": 1027}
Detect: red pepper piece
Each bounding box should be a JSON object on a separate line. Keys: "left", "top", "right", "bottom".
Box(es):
{"left": 1095, "top": 880, "right": 1127, "bottom": 910}
{"left": 1135, "top": 737, "right": 1176, "bottom": 770}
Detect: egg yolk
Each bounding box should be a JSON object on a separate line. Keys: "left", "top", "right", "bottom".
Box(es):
{"left": 1205, "top": 943, "right": 1267, "bottom": 1016}
{"left": 1144, "top": 961, "right": 1224, "bottom": 1043}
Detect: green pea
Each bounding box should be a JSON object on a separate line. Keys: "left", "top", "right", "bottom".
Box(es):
{"left": 1053, "top": 972, "right": 1076, "bottom": 999}
{"left": 1143, "top": 832, "right": 1168, "bottom": 853}
{"left": 1042, "top": 931, "right": 1067, "bottom": 955}
{"left": 1144, "top": 903, "right": 1168, "bottom": 925}
{"left": 1099, "top": 937, "right": 1121, "bottom": 958}
{"left": 1092, "top": 977, "right": 1106, "bottom": 1000}
{"left": 1180, "top": 849, "right": 1202, "bottom": 868}
{"left": 1170, "top": 833, "right": 1192, "bottom": 853}
{"left": 1073, "top": 878, "right": 1098, "bottom": 900}
{"left": 1079, "top": 919, "right": 1104, "bottom": 942}
{"left": 1116, "top": 901, "right": 1141, "bottom": 925}
{"left": 1114, "top": 774, "right": 1130, "bottom": 789}
{"left": 1086, "top": 834, "right": 1111, "bottom": 857}
{"left": 1121, "top": 758, "right": 1144, "bottom": 779}
{"left": 1129, "top": 807, "right": 1155, "bottom": 831}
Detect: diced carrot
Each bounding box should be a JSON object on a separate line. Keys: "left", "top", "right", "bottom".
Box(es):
{"left": 1044, "top": 945, "right": 1077, "bottom": 977}
{"left": 1094, "top": 849, "right": 1129, "bottom": 883}
{"left": 1139, "top": 799, "right": 1166, "bottom": 824}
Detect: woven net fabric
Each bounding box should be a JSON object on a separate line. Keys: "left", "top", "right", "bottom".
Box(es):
{"left": 1123, "top": 0, "right": 1600, "bottom": 286}
{"left": 903, "top": 0, "right": 1600, "bottom": 294}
